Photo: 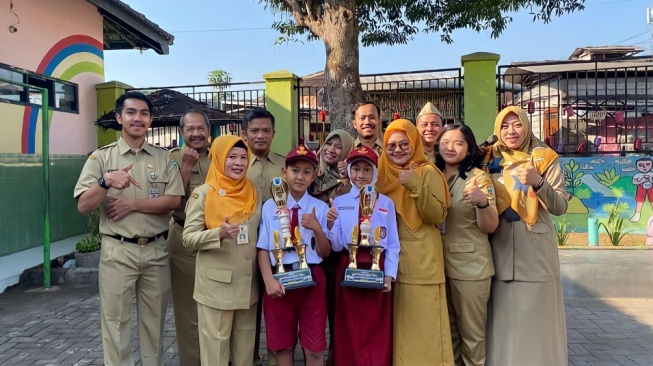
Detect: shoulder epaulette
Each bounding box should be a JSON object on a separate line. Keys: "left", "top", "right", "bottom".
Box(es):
{"left": 96, "top": 142, "right": 117, "bottom": 151}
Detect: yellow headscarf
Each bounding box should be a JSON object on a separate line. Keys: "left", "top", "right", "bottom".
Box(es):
{"left": 492, "top": 106, "right": 558, "bottom": 226}
{"left": 315, "top": 129, "right": 355, "bottom": 194}
{"left": 204, "top": 135, "right": 257, "bottom": 229}
{"left": 377, "top": 119, "right": 450, "bottom": 232}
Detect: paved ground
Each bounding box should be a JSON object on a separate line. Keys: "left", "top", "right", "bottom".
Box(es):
{"left": 0, "top": 284, "right": 651, "bottom": 366}
{"left": 2, "top": 247, "right": 653, "bottom": 366}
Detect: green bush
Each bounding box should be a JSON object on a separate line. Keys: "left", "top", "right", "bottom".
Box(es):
{"left": 555, "top": 218, "right": 574, "bottom": 246}
{"left": 76, "top": 210, "right": 101, "bottom": 253}
{"left": 599, "top": 201, "right": 630, "bottom": 246}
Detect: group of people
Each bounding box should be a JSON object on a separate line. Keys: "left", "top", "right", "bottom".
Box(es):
{"left": 74, "top": 92, "right": 569, "bottom": 366}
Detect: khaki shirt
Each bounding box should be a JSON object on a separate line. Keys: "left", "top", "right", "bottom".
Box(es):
{"left": 354, "top": 136, "right": 383, "bottom": 157}
{"left": 442, "top": 168, "right": 496, "bottom": 281}
{"left": 73, "top": 138, "right": 184, "bottom": 238}
{"left": 183, "top": 184, "right": 262, "bottom": 310}
{"left": 395, "top": 166, "right": 448, "bottom": 285}
{"left": 169, "top": 146, "right": 211, "bottom": 222}
{"left": 247, "top": 152, "right": 285, "bottom": 203}
{"left": 491, "top": 160, "right": 568, "bottom": 282}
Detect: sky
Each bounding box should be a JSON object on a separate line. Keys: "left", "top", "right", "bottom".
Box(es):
{"left": 104, "top": 0, "right": 653, "bottom": 88}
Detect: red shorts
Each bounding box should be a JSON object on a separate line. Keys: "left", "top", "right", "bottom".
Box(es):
{"left": 263, "top": 265, "right": 327, "bottom": 353}
{"left": 636, "top": 185, "right": 653, "bottom": 203}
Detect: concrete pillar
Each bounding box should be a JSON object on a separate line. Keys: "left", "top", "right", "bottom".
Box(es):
{"left": 95, "top": 81, "right": 131, "bottom": 147}
{"left": 263, "top": 71, "right": 299, "bottom": 155}
{"left": 461, "top": 52, "right": 501, "bottom": 143}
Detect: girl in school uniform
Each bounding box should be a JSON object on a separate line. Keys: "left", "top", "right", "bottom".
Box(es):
{"left": 328, "top": 146, "right": 401, "bottom": 366}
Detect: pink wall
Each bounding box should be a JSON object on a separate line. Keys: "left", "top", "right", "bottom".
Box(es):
{"left": 0, "top": 0, "right": 104, "bottom": 155}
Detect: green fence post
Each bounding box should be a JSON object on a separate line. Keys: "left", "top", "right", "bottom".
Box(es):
{"left": 461, "top": 52, "right": 501, "bottom": 143}
{"left": 263, "top": 71, "right": 299, "bottom": 155}
{"left": 96, "top": 81, "right": 132, "bottom": 147}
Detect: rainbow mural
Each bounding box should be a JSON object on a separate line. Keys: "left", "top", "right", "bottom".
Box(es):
{"left": 21, "top": 35, "right": 104, "bottom": 154}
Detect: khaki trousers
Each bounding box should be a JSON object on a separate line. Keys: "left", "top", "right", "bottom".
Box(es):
{"left": 446, "top": 278, "right": 492, "bottom": 366}
{"left": 99, "top": 235, "right": 171, "bottom": 366}
{"left": 198, "top": 303, "right": 257, "bottom": 366}
{"left": 167, "top": 221, "right": 200, "bottom": 366}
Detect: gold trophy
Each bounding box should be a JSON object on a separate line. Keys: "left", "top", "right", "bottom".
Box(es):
{"left": 342, "top": 184, "right": 385, "bottom": 290}
{"left": 270, "top": 177, "right": 315, "bottom": 290}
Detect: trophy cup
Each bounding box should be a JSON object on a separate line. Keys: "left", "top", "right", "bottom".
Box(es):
{"left": 270, "top": 177, "right": 315, "bottom": 290}
{"left": 341, "top": 184, "right": 386, "bottom": 290}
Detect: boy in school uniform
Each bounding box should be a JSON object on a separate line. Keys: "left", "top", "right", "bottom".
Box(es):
{"left": 328, "top": 147, "right": 400, "bottom": 366}
{"left": 257, "top": 143, "right": 332, "bottom": 366}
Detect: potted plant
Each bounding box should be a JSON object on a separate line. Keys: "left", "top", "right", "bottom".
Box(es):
{"left": 75, "top": 210, "right": 101, "bottom": 268}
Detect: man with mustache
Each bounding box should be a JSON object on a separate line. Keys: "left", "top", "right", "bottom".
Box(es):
{"left": 416, "top": 102, "right": 445, "bottom": 163}
{"left": 74, "top": 92, "right": 184, "bottom": 366}
{"left": 167, "top": 109, "right": 212, "bottom": 365}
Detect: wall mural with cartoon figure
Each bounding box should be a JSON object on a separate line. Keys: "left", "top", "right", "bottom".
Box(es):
{"left": 559, "top": 156, "right": 653, "bottom": 245}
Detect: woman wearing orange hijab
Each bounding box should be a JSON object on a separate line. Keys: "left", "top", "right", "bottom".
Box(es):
{"left": 485, "top": 106, "right": 568, "bottom": 366}
{"left": 376, "top": 119, "right": 454, "bottom": 365}
{"left": 183, "top": 135, "right": 261, "bottom": 366}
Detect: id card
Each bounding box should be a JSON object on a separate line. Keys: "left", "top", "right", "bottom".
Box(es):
{"left": 149, "top": 188, "right": 159, "bottom": 198}
{"left": 237, "top": 220, "right": 249, "bottom": 245}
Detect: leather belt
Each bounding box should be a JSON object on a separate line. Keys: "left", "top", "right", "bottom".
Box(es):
{"left": 106, "top": 231, "right": 168, "bottom": 246}
{"left": 173, "top": 216, "right": 185, "bottom": 226}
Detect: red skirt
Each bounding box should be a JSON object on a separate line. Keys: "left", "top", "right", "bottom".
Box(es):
{"left": 333, "top": 248, "right": 392, "bottom": 366}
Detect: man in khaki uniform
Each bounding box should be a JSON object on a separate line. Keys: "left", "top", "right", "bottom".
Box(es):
{"left": 167, "top": 110, "right": 211, "bottom": 366}
{"left": 352, "top": 101, "right": 384, "bottom": 156}
{"left": 240, "top": 108, "right": 285, "bottom": 365}
{"left": 74, "top": 92, "right": 184, "bottom": 366}
{"left": 416, "top": 102, "right": 445, "bottom": 163}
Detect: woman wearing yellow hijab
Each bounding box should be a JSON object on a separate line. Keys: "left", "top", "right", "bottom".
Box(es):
{"left": 486, "top": 106, "right": 568, "bottom": 366}
{"left": 376, "top": 119, "right": 453, "bottom": 365}
{"left": 183, "top": 135, "right": 261, "bottom": 366}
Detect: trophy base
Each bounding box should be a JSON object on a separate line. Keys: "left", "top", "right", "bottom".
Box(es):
{"left": 273, "top": 268, "right": 315, "bottom": 290}
{"left": 341, "top": 268, "right": 386, "bottom": 290}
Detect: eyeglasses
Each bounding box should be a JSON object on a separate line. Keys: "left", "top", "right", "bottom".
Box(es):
{"left": 386, "top": 141, "right": 411, "bottom": 151}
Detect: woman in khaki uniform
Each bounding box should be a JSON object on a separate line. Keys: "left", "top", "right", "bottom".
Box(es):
{"left": 435, "top": 125, "right": 498, "bottom": 366}
{"left": 183, "top": 135, "right": 261, "bottom": 366}
{"left": 486, "top": 106, "right": 568, "bottom": 366}
{"left": 376, "top": 119, "right": 454, "bottom": 366}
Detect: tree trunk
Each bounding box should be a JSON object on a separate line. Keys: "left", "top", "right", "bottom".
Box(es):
{"left": 320, "top": 1, "right": 365, "bottom": 137}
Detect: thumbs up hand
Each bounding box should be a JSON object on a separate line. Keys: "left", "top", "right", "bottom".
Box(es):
{"left": 301, "top": 206, "right": 321, "bottom": 232}
{"left": 326, "top": 198, "right": 338, "bottom": 230}
{"left": 517, "top": 157, "right": 542, "bottom": 186}
{"left": 398, "top": 163, "right": 416, "bottom": 185}
{"left": 220, "top": 216, "right": 240, "bottom": 239}
{"left": 462, "top": 177, "right": 488, "bottom": 207}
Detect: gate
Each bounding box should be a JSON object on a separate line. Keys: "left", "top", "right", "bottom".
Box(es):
{"left": 497, "top": 56, "right": 653, "bottom": 155}
{"left": 297, "top": 68, "right": 464, "bottom": 146}
{"left": 128, "top": 81, "right": 266, "bottom": 148}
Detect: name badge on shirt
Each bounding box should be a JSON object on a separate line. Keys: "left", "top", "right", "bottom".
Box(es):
{"left": 149, "top": 188, "right": 159, "bottom": 198}
{"left": 237, "top": 221, "right": 249, "bottom": 245}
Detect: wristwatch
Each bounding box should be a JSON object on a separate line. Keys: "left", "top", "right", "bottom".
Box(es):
{"left": 98, "top": 176, "right": 110, "bottom": 190}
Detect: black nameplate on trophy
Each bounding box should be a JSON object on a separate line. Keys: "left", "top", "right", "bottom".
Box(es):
{"left": 341, "top": 268, "right": 385, "bottom": 290}
{"left": 274, "top": 268, "right": 315, "bottom": 290}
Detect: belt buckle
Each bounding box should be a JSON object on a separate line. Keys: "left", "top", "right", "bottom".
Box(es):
{"left": 137, "top": 237, "right": 149, "bottom": 246}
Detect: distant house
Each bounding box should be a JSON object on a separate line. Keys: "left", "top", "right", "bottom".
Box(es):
{"left": 501, "top": 46, "right": 653, "bottom": 153}
{"left": 299, "top": 69, "right": 464, "bottom": 144}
